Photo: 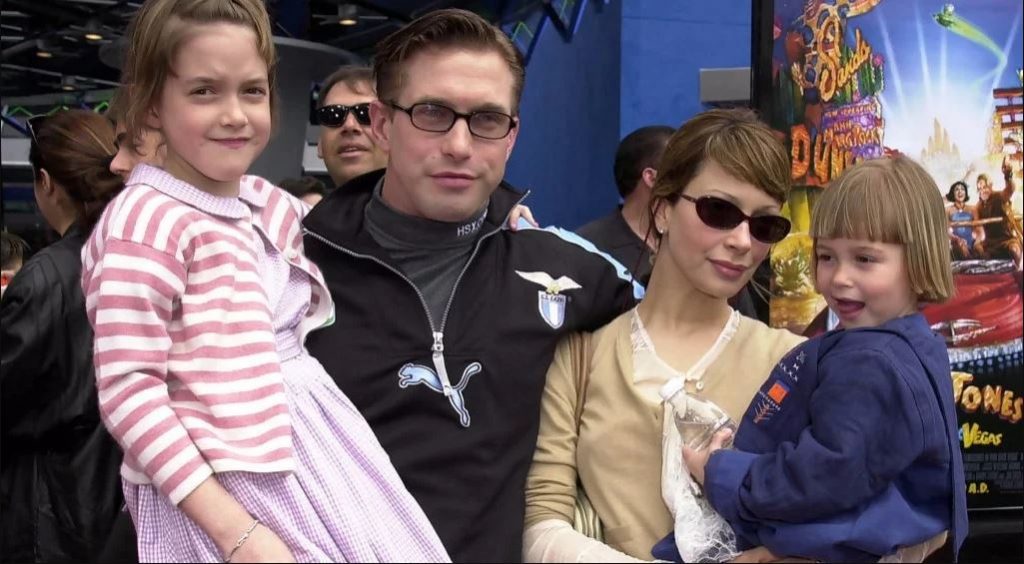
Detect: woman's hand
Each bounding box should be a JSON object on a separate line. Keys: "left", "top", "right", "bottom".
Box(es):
{"left": 729, "top": 546, "right": 780, "bottom": 563}
{"left": 681, "top": 428, "right": 733, "bottom": 486}
{"left": 508, "top": 204, "right": 538, "bottom": 230}
{"left": 228, "top": 524, "right": 296, "bottom": 563}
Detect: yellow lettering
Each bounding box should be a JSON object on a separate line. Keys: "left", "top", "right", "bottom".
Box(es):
{"left": 813, "top": 130, "right": 832, "bottom": 183}
{"left": 952, "top": 372, "right": 974, "bottom": 403}
{"left": 962, "top": 386, "right": 982, "bottom": 413}
{"left": 1001, "top": 390, "right": 1018, "bottom": 422}
{"left": 984, "top": 385, "right": 1003, "bottom": 414}
{"left": 791, "top": 125, "right": 810, "bottom": 180}
{"left": 1014, "top": 397, "right": 1024, "bottom": 424}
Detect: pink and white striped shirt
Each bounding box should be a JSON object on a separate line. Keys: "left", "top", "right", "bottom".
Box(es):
{"left": 82, "top": 164, "right": 333, "bottom": 504}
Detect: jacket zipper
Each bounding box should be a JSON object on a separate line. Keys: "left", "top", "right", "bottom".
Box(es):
{"left": 303, "top": 193, "right": 526, "bottom": 398}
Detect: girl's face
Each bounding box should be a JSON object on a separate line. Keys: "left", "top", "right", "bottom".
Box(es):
{"left": 154, "top": 23, "right": 271, "bottom": 196}
{"left": 653, "top": 159, "right": 782, "bottom": 300}
{"left": 815, "top": 237, "right": 918, "bottom": 329}
{"left": 954, "top": 185, "right": 966, "bottom": 203}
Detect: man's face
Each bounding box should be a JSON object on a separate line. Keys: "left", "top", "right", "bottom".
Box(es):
{"left": 317, "top": 81, "right": 388, "bottom": 188}
{"left": 371, "top": 47, "right": 519, "bottom": 222}
{"left": 110, "top": 124, "right": 167, "bottom": 181}
{"left": 977, "top": 176, "right": 992, "bottom": 201}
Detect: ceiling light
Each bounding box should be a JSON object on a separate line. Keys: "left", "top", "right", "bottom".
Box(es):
{"left": 84, "top": 19, "right": 104, "bottom": 41}
{"left": 36, "top": 38, "right": 54, "bottom": 58}
{"left": 337, "top": 4, "right": 358, "bottom": 26}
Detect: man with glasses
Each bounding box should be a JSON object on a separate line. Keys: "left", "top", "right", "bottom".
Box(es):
{"left": 315, "top": 65, "right": 388, "bottom": 188}
{"left": 302, "top": 9, "right": 641, "bottom": 562}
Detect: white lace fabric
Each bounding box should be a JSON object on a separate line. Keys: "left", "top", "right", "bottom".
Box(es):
{"left": 629, "top": 308, "right": 742, "bottom": 563}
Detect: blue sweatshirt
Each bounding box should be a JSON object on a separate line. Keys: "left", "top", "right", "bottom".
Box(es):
{"left": 704, "top": 314, "right": 967, "bottom": 562}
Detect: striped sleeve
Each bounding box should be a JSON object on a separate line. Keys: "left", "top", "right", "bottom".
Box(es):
{"left": 87, "top": 237, "right": 213, "bottom": 504}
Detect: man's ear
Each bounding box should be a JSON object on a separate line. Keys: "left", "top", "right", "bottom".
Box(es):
{"left": 641, "top": 167, "right": 658, "bottom": 190}
{"left": 369, "top": 100, "right": 392, "bottom": 153}
{"left": 504, "top": 115, "right": 520, "bottom": 161}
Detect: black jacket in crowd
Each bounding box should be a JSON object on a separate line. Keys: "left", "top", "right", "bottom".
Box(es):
{"left": 303, "top": 170, "right": 642, "bottom": 562}
{"left": 1, "top": 225, "right": 123, "bottom": 563}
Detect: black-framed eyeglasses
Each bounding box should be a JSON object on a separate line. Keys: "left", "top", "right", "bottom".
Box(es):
{"left": 388, "top": 101, "right": 517, "bottom": 140}
{"left": 316, "top": 103, "right": 371, "bottom": 127}
{"left": 679, "top": 194, "right": 791, "bottom": 244}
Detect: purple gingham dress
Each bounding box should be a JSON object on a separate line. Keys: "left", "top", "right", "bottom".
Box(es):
{"left": 124, "top": 230, "right": 450, "bottom": 563}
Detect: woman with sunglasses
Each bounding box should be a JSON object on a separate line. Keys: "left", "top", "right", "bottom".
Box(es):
{"left": 522, "top": 108, "right": 804, "bottom": 562}
{"left": 1, "top": 109, "right": 125, "bottom": 562}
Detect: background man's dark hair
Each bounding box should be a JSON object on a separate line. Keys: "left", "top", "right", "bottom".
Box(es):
{"left": 614, "top": 126, "right": 675, "bottom": 199}
{"left": 318, "top": 65, "right": 374, "bottom": 109}
{"left": 279, "top": 176, "right": 327, "bottom": 200}
{"left": 2, "top": 232, "right": 29, "bottom": 270}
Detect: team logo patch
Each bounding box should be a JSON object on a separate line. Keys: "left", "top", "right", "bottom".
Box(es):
{"left": 398, "top": 362, "right": 482, "bottom": 427}
{"left": 515, "top": 271, "right": 583, "bottom": 329}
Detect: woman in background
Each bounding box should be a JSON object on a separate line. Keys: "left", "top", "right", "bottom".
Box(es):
{"left": 1, "top": 109, "right": 125, "bottom": 562}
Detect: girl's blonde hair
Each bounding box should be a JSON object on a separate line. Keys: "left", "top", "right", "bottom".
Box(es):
{"left": 113, "top": 0, "right": 276, "bottom": 149}
{"left": 810, "top": 156, "right": 954, "bottom": 303}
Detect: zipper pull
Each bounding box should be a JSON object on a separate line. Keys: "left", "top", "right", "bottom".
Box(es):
{"left": 432, "top": 331, "right": 454, "bottom": 397}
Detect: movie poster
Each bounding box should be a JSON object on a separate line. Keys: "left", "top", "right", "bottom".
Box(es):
{"left": 755, "top": 0, "right": 1023, "bottom": 509}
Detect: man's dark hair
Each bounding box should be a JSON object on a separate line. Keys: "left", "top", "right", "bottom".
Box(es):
{"left": 614, "top": 125, "right": 675, "bottom": 199}
{"left": 279, "top": 176, "right": 327, "bottom": 199}
{"left": 373, "top": 9, "right": 526, "bottom": 112}
{"left": 1, "top": 232, "right": 29, "bottom": 270}
{"left": 318, "top": 65, "right": 374, "bottom": 109}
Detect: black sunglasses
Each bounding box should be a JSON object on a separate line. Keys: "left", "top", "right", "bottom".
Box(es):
{"left": 27, "top": 114, "right": 48, "bottom": 145}
{"left": 316, "top": 103, "right": 371, "bottom": 127}
{"left": 679, "top": 194, "right": 791, "bottom": 244}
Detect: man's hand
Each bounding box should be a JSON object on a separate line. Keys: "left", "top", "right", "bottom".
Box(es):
{"left": 681, "top": 428, "right": 733, "bottom": 486}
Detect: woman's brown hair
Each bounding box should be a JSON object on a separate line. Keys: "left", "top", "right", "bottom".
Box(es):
{"left": 647, "top": 108, "right": 792, "bottom": 248}
{"left": 28, "top": 110, "right": 120, "bottom": 230}
{"left": 112, "top": 0, "right": 277, "bottom": 149}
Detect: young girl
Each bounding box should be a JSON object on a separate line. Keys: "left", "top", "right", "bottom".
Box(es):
{"left": 683, "top": 156, "right": 968, "bottom": 562}
{"left": 82, "top": 1, "right": 449, "bottom": 561}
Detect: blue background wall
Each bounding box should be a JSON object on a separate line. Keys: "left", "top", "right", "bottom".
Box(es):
{"left": 506, "top": 0, "right": 753, "bottom": 229}
{"left": 505, "top": 0, "right": 623, "bottom": 230}
{"left": 620, "top": 0, "right": 752, "bottom": 136}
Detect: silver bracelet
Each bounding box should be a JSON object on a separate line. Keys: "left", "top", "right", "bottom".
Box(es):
{"left": 224, "top": 518, "right": 260, "bottom": 563}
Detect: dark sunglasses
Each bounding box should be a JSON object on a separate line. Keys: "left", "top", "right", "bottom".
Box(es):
{"left": 680, "top": 194, "right": 791, "bottom": 244}
{"left": 316, "top": 103, "right": 371, "bottom": 127}
{"left": 27, "top": 114, "right": 48, "bottom": 144}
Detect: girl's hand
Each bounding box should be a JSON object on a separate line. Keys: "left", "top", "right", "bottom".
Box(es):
{"left": 508, "top": 204, "right": 538, "bottom": 230}
{"left": 681, "top": 428, "right": 733, "bottom": 486}
{"left": 228, "top": 524, "right": 296, "bottom": 563}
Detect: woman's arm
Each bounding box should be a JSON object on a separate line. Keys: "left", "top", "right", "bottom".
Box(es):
{"left": 523, "top": 333, "right": 652, "bottom": 562}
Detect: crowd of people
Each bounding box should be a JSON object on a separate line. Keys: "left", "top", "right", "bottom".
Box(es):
{"left": 1, "top": 1, "right": 977, "bottom": 563}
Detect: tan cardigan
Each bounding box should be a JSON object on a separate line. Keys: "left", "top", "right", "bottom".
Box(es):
{"left": 524, "top": 310, "right": 805, "bottom": 559}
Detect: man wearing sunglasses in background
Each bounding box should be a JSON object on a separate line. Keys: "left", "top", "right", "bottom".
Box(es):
{"left": 302, "top": 9, "right": 641, "bottom": 562}
{"left": 316, "top": 65, "right": 389, "bottom": 189}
